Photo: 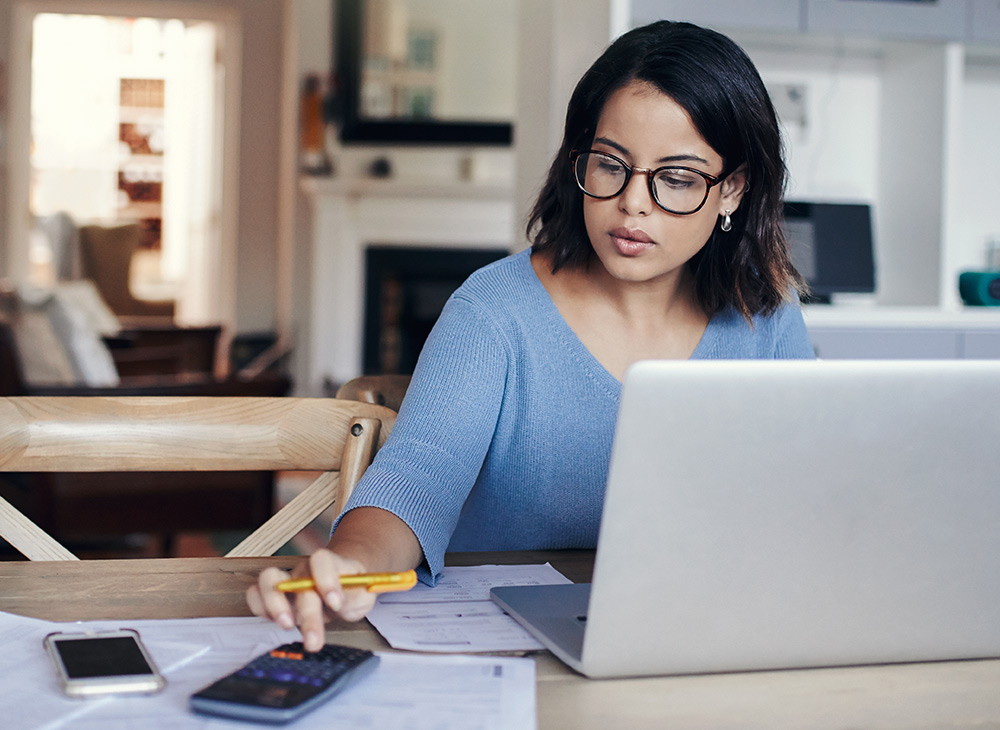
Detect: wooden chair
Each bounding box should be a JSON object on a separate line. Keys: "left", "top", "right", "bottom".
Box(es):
{"left": 336, "top": 374, "right": 411, "bottom": 412}
{"left": 0, "top": 396, "right": 395, "bottom": 561}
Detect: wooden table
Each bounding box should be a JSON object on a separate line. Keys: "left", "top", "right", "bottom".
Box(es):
{"left": 2, "top": 551, "right": 999, "bottom": 728}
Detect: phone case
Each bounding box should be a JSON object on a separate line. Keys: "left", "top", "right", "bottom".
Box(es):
{"left": 44, "top": 629, "right": 166, "bottom": 697}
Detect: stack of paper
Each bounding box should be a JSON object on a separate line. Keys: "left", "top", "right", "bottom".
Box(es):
{"left": 0, "top": 564, "right": 550, "bottom": 730}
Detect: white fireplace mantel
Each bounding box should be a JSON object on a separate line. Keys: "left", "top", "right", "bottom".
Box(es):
{"left": 300, "top": 177, "right": 517, "bottom": 392}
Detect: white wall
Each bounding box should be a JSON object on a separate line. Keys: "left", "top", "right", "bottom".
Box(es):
{"left": 741, "top": 41, "right": 881, "bottom": 204}
{"left": 955, "top": 58, "right": 1000, "bottom": 272}
{"left": 0, "top": 2, "right": 11, "bottom": 277}
{"left": 513, "top": 0, "right": 624, "bottom": 252}
{"left": 297, "top": 0, "right": 332, "bottom": 76}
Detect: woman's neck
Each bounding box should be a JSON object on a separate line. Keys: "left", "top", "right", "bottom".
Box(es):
{"left": 530, "top": 251, "right": 710, "bottom": 380}
{"left": 534, "top": 250, "right": 702, "bottom": 322}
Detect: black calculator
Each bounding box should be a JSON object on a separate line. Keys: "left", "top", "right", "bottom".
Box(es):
{"left": 189, "top": 642, "right": 379, "bottom": 724}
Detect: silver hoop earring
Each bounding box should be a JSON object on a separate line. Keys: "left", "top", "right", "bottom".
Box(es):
{"left": 720, "top": 210, "right": 733, "bottom": 232}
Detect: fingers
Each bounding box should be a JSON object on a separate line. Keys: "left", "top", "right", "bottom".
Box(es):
{"left": 293, "top": 587, "right": 329, "bottom": 653}
{"left": 247, "top": 566, "right": 297, "bottom": 631}
{"left": 246, "top": 550, "right": 383, "bottom": 654}
{"left": 308, "top": 550, "right": 348, "bottom": 614}
{"left": 307, "top": 551, "right": 377, "bottom": 623}
{"left": 338, "top": 590, "right": 378, "bottom": 623}
{"left": 246, "top": 561, "right": 330, "bottom": 653}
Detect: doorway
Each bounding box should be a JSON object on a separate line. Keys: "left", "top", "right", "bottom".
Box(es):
{"left": 8, "top": 2, "right": 239, "bottom": 326}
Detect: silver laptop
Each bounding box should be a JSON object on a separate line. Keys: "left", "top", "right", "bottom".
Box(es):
{"left": 491, "top": 359, "right": 1000, "bottom": 679}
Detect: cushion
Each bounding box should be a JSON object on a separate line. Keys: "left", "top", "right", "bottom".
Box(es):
{"left": 15, "top": 282, "right": 120, "bottom": 387}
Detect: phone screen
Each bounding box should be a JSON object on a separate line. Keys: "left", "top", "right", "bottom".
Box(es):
{"left": 54, "top": 636, "right": 156, "bottom": 679}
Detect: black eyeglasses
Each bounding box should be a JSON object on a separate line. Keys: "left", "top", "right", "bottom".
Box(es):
{"left": 570, "top": 150, "right": 725, "bottom": 215}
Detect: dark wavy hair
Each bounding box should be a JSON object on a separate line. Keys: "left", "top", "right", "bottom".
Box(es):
{"left": 527, "top": 21, "right": 805, "bottom": 319}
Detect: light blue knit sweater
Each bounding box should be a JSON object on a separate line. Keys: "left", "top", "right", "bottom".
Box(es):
{"left": 336, "top": 250, "right": 815, "bottom": 583}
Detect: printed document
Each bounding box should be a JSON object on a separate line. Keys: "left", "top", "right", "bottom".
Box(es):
{"left": 2, "top": 611, "right": 536, "bottom": 730}
{"left": 366, "top": 563, "right": 573, "bottom": 652}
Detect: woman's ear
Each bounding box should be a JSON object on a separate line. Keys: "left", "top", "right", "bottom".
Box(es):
{"left": 718, "top": 164, "right": 748, "bottom": 214}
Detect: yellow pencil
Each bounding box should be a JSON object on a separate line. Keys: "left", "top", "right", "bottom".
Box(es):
{"left": 276, "top": 569, "right": 417, "bottom": 594}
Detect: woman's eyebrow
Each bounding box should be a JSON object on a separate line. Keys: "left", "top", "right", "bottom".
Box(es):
{"left": 594, "top": 137, "right": 711, "bottom": 165}
{"left": 659, "top": 153, "right": 711, "bottom": 166}
{"left": 593, "top": 136, "right": 630, "bottom": 156}
{"left": 593, "top": 136, "right": 710, "bottom": 166}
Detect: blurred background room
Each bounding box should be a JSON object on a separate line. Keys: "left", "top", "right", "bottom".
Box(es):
{"left": 1, "top": 0, "right": 999, "bottom": 558}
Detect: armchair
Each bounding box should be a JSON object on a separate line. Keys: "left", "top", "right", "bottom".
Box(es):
{"left": 77, "top": 222, "right": 175, "bottom": 319}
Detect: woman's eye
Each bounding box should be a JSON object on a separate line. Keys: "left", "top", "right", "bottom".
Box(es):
{"left": 657, "top": 171, "right": 697, "bottom": 188}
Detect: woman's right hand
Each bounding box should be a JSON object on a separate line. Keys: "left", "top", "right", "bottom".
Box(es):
{"left": 246, "top": 549, "right": 380, "bottom": 652}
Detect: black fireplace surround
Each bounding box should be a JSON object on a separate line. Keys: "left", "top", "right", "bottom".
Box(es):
{"left": 363, "top": 246, "right": 508, "bottom": 375}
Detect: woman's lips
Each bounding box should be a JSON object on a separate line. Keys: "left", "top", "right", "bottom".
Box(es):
{"left": 609, "top": 227, "right": 655, "bottom": 256}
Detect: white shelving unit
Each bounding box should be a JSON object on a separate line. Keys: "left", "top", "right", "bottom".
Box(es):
{"left": 631, "top": 0, "right": 1000, "bottom": 357}
{"left": 803, "top": 305, "right": 1000, "bottom": 359}
{"left": 116, "top": 79, "right": 166, "bottom": 231}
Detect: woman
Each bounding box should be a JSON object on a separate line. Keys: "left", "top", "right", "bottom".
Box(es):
{"left": 248, "top": 20, "right": 814, "bottom": 650}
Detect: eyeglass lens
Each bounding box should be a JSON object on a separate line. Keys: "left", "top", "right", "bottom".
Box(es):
{"left": 573, "top": 152, "right": 710, "bottom": 215}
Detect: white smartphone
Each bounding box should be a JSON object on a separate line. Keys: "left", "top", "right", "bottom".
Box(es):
{"left": 43, "top": 629, "right": 166, "bottom": 697}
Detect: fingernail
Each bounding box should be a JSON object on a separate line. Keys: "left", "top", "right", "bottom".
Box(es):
{"left": 277, "top": 612, "right": 294, "bottom": 630}
{"left": 325, "top": 592, "right": 342, "bottom": 612}
{"left": 305, "top": 631, "right": 323, "bottom": 651}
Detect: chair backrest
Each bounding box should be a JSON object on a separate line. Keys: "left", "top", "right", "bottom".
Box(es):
{"left": 0, "top": 396, "right": 396, "bottom": 561}
{"left": 336, "top": 374, "right": 411, "bottom": 412}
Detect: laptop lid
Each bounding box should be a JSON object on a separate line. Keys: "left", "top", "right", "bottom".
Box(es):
{"left": 492, "top": 359, "right": 1000, "bottom": 678}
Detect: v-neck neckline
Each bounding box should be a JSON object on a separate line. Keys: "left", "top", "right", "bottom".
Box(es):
{"left": 518, "top": 250, "right": 716, "bottom": 391}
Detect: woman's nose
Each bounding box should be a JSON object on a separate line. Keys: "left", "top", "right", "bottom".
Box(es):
{"left": 618, "top": 170, "right": 653, "bottom": 216}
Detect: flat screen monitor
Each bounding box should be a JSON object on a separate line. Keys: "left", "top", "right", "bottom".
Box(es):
{"left": 782, "top": 201, "right": 876, "bottom": 304}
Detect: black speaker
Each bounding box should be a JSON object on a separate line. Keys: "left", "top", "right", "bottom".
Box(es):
{"left": 959, "top": 271, "right": 1000, "bottom": 306}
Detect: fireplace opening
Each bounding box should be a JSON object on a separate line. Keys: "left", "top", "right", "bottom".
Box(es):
{"left": 363, "top": 246, "right": 509, "bottom": 375}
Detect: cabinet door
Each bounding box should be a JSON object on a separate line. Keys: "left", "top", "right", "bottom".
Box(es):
{"left": 630, "top": 0, "right": 802, "bottom": 32}
{"left": 804, "top": 0, "right": 967, "bottom": 41}
{"left": 961, "top": 330, "right": 1000, "bottom": 359}
{"left": 808, "top": 327, "right": 960, "bottom": 359}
